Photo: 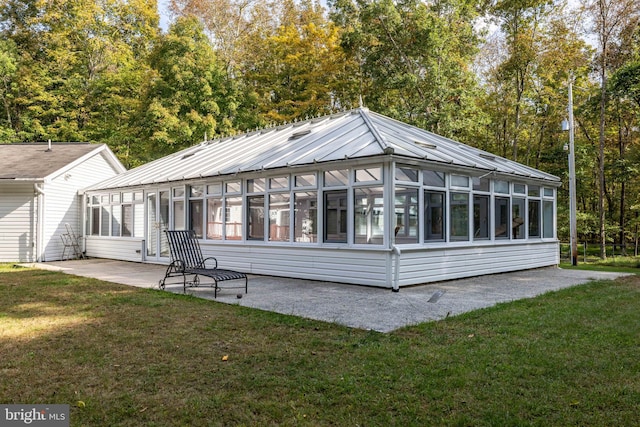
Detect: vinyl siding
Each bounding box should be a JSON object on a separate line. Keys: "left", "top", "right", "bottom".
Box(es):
{"left": 0, "top": 183, "right": 36, "bottom": 262}
{"left": 85, "top": 238, "right": 558, "bottom": 288}
{"left": 42, "top": 152, "right": 122, "bottom": 261}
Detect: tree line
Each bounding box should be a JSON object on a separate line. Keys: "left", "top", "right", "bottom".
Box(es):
{"left": 1, "top": 0, "right": 639, "bottom": 256}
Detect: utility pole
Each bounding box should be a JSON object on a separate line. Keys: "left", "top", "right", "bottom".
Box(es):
{"left": 568, "top": 75, "right": 578, "bottom": 266}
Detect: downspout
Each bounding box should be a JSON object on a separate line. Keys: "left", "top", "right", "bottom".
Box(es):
{"left": 34, "top": 183, "right": 45, "bottom": 262}
{"left": 385, "top": 159, "right": 400, "bottom": 292}
{"left": 392, "top": 245, "right": 401, "bottom": 292}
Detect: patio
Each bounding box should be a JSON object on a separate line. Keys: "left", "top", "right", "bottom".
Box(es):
{"left": 34, "top": 259, "right": 628, "bottom": 333}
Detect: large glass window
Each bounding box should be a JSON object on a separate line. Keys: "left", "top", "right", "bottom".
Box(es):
{"left": 473, "top": 195, "right": 489, "bottom": 239}
{"left": 424, "top": 191, "right": 445, "bottom": 241}
{"left": 294, "top": 192, "right": 317, "bottom": 242}
{"left": 225, "top": 197, "right": 243, "bottom": 240}
{"left": 324, "top": 190, "right": 347, "bottom": 243}
{"left": 122, "top": 204, "right": 132, "bottom": 237}
{"left": 354, "top": 187, "right": 384, "bottom": 244}
{"left": 101, "top": 206, "right": 110, "bottom": 236}
{"left": 269, "top": 193, "right": 290, "bottom": 241}
{"left": 450, "top": 193, "right": 469, "bottom": 241}
{"left": 206, "top": 198, "right": 223, "bottom": 240}
{"left": 189, "top": 200, "right": 203, "bottom": 238}
{"left": 494, "top": 197, "right": 510, "bottom": 239}
{"left": 528, "top": 200, "right": 541, "bottom": 238}
{"left": 394, "top": 187, "right": 418, "bottom": 243}
{"left": 512, "top": 198, "right": 526, "bottom": 239}
{"left": 543, "top": 200, "right": 554, "bottom": 238}
{"left": 247, "top": 196, "right": 265, "bottom": 240}
{"left": 111, "top": 205, "right": 122, "bottom": 237}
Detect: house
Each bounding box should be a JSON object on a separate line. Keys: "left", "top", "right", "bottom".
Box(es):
{"left": 83, "top": 108, "right": 561, "bottom": 289}
{"left": 0, "top": 142, "right": 125, "bottom": 262}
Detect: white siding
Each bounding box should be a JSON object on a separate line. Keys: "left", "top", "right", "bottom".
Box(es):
{"left": 396, "top": 241, "right": 559, "bottom": 286}
{"left": 42, "top": 153, "right": 122, "bottom": 261}
{"left": 85, "top": 238, "right": 559, "bottom": 288}
{"left": 85, "top": 237, "right": 145, "bottom": 262}
{"left": 0, "top": 183, "right": 36, "bottom": 262}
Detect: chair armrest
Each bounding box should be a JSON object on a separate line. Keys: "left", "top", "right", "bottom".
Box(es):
{"left": 199, "top": 257, "right": 218, "bottom": 269}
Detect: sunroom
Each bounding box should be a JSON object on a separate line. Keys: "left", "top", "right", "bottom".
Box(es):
{"left": 82, "top": 108, "right": 560, "bottom": 289}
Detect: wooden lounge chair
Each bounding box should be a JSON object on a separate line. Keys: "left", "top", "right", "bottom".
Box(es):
{"left": 159, "top": 230, "right": 247, "bottom": 298}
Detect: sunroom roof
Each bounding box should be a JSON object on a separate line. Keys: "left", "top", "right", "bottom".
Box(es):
{"left": 86, "top": 108, "right": 560, "bottom": 191}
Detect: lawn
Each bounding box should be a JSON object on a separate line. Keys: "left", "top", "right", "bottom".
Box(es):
{"left": 1, "top": 264, "right": 639, "bottom": 426}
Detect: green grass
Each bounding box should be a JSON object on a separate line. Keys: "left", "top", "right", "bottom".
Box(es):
{"left": 2, "top": 265, "right": 640, "bottom": 426}
{"left": 561, "top": 256, "right": 640, "bottom": 274}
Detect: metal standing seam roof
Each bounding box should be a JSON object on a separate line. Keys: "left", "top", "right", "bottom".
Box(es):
{"left": 86, "top": 108, "right": 560, "bottom": 191}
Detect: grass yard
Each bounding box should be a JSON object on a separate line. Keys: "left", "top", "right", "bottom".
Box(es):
{"left": 1, "top": 264, "right": 639, "bottom": 426}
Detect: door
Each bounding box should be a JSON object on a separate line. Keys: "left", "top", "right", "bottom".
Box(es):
{"left": 146, "top": 189, "right": 170, "bottom": 261}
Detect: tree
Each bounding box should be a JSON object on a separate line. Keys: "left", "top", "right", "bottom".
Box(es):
{"left": 0, "top": 39, "right": 17, "bottom": 141}
{"left": 245, "top": 0, "right": 359, "bottom": 122}
{"left": 584, "top": 0, "right": 640, "bottom": 259}
{"left": 330, "top": 0, "right": 488, "bottom": 142}
{"left": 133, "top": 16, "right": 239, "bottom": 162}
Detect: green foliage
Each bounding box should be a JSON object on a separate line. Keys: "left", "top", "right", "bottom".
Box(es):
{"left": 132, "top": 16, "right": 238, "bottom": 162}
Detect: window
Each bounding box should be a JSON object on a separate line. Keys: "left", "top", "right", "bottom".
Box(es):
{"left": 111, "top": 205, "right": 122, "bottom": 237}
{"left": 206, "top": 197, "right": 223, "bottom": 240}
{"left": 354, "top": 187, "right": 384, "bottom": 244}
{"left": 512, "top": 198, "right": 526, "bottom": 239}
{"left": 473, "top": 195, "right": 489, "bottom": 239}
{"left": 513, "top": 184, "right": 526, "bottom": 194}
{"left": 247, "top": 178, "right": 265, "bottom": 193}
{"left": 543, "top": 200, "right": 554, "bottom": 238}
{"left": 355, "top": 167, "right": 382, "bottom": 183}
{"left": 423, "top": 170, "right": 445, "bottom": 187}
{"left": 324, "top": 190, "right": 347, "bottom": 242}
{"left": 225, "top": 197, "right": 242, "bottom": 240}
{"left": 269, "top": 176, "right": 289, "bottom": 190}
{"left": 424, "top": 191, "right": 445, "bottom": 241}
{"left": 269, "top": 193, "right": 290, "bottom": 241}
{"left": 494, "top": 197, "right": 510, "bottom": 239}
{"left": 494, "top": 180, "right": 509, "bottom": 194}
{"left": 450, "top": 193, "right": 469, "bottom": 241}
{"left": 395, "top": 166, "right": 418, "bottom": 182}
{"left": 225, "top": 181, "right": 241, "bottom": 194}
{"left": 91, "top": 205, "right": 100, "bottom": 236}
{"left": 473, "top": 176, "right": 490, "bottom": 192}
{"left": 101, "top": 206, "right": 110, "bottom": 236}
{"left": 528, "top": 200, "right": 540, "bottom": 237}
{"left": 394, "top": 187, "right": 418, "bottom": 243}
{"left": 247, "top": 196, "right": 265, "bottom": 240}
{"left": 189, "top": 199, "right": 203, "bottom": 238}
{"left": 295, "top": 174, "right": 316, "bottom": 188}
{"left": 122, "top": 204, "right": 132, "bottom": 237}
{"left": 544, "top": 188, "right": 554, "bottom": 198}
{"left": 294, "top": 192, "right": 317, "bottom": 242}
{"left": 528, "top": 185, "right": 540, "bottom": 197}
{"left": 324, "top": 170, "right": 348, "bottom": 187}
{"left": 173, "top": 200, "right": 185, "bottom": 230}
{"left": 451, "top": 175, "right": 469, "bottom": 188}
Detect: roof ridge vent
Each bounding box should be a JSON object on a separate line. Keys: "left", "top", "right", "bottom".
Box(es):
{"left": 479, "top": 153, "right": 496, "bottom": 161}
{"left": 289, "top": 129, "right": 311, "bottom": 140}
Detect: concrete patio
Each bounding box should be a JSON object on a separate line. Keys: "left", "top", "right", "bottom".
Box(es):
{"left": 34, "top": 258, "right": 628, "bottom": 333}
